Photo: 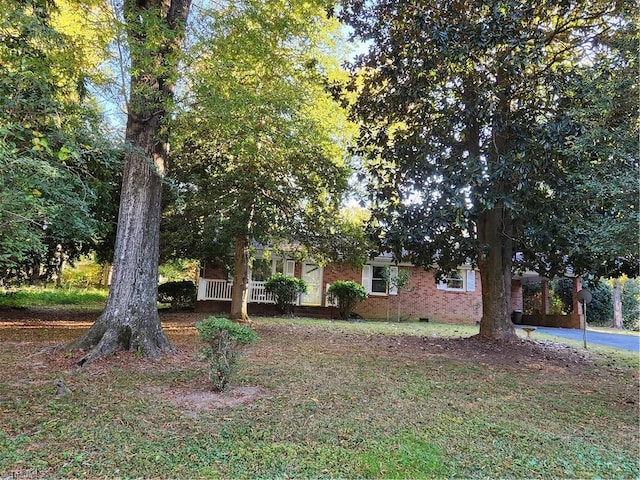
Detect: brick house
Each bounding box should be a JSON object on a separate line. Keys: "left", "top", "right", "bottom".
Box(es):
{"left": 196, "top": 252, "right": 532, "bottom": 325}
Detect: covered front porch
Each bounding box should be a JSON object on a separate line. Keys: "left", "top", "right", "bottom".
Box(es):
{"left": 513, "top": 273, "right": 585, "bottom": 329}
{"left": 196, "top": 278, "right": 337, "bottom": 318}
{"left": 197, "top": 278, "right": 276, "bottom": 304}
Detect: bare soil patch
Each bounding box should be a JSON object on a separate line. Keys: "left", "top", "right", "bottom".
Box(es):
{"left": 250, "top": 322, "right": 593, "bottom": 371}
{"left": 150, "top": 385, "right": 268, "bottom": 412}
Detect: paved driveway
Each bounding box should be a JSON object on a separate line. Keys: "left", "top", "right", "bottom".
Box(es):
{"left": 526, "top": 326, "right": 640, "bottom": 352}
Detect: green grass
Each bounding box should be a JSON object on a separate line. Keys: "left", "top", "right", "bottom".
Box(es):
{"left": 261, "top": 315, "right": 482, "bottom": 338}
{"left": 589, "top": 326, "right": 640, "bottom": 336}
{"left": 0, "top": 315, "right": 638, "bottom": 479}
{"left": 0, "top": 287, "right": 108, "bottom": 308}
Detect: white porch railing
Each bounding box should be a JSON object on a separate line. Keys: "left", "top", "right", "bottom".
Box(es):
{"left": 197, "top": 278, "right": 276, "bottom": 304}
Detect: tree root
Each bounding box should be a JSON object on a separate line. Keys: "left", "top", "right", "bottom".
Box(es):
{"left": 70, "top": 315, "right": 175, "bottom": 366}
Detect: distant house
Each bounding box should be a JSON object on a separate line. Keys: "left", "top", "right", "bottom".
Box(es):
{"left": 196, "top": 247, "right": 587, "bottom": 327}
{"left": 196, "top": 251, "right": 533, "bottom": 325}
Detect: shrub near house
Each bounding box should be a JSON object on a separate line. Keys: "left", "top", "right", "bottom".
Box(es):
{"left": 327, "top": 280, "right": 368, "bottom": 319}
{"left": 158, "top": 280, "right": 196, "bottom": 310}
{"left": 265, "top": 274, "right": 307, "bottom": 314}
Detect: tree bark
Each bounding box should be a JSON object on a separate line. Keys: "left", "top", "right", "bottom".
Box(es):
{"left": 54, "top": 244, "right": 64, "bottom": 288}
{"left": 70, "top": 0, "right": 191, "bottom": 365}
{"left": 474, "top": 63, "right": 517, "bottom": 341}
{"left": 612, "top": 278, "right": 623, "bottom": 329}
{"left": 230, "top": 234, "right": 251, "bottom": 322}
{"left": 477, "top": 207, "right": 518, "bottom": 340}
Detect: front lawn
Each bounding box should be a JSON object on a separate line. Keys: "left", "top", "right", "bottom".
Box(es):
{"left": 0, "top": 312, "right": 637, "bottom": 478}
{"left": 0, "top": 287, "right": 108, "bottom": 309}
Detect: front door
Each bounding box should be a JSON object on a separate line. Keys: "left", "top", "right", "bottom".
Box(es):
{"left": 301, "top": 263, "right": 322, "bottom": 306}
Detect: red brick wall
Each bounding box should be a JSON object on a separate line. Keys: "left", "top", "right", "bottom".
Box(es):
{"left": 323, "top": 265, "right": 483, "bottom": 324}
{"left": 202, "top": 260, "right": 526, "bottom": 326}
{"left": 510, "top": 280, "right": 523, "bottom": 312}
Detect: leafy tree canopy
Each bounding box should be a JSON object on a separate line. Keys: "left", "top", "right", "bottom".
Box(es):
{"left": 163, "top": 0, "right": 361, "bottom": 268}
{"left": 339, "top": 0, "right": 637, "bottom": 338}
{"left": 0, "top": 0, "right": 121, "bottom": 283}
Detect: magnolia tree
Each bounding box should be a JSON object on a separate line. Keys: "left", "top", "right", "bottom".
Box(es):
{"left": 340, "top": 0, "right": 637, "bottom": 340}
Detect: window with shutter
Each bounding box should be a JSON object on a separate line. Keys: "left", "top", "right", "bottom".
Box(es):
{"left": 362, "top": 264, "right": 389, "bottom": 295}
{"left": 437, "top": 269, "right": 476, "bottom": 292}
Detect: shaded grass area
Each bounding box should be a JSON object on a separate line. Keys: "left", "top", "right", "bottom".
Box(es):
{"left": 0, "top": 315, "right": 638, "bottom": 478}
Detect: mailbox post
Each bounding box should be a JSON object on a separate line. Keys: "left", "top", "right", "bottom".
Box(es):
{"left": 577, "top": 288, "right": 593, "bottom": 349}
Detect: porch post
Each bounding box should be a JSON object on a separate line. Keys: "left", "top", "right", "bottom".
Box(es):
{"left": 197, "top": 277, "right": 207, "bottom": 301}
{"left": 572, "top": 277, "right": 584, "bottom": 328}
{"left": 541, "top": 279, "right": 550, "bottom": 316}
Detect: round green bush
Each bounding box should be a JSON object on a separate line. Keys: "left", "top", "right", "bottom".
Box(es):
{"left": 584, "top": 280, "right": 613, "bottom": 325}
{"left": 327, "top": 280, "right": 368, "bottom": 320}
{"left": 157, "top": 280, "right": 196, "bottom": 310}
{"left": 196, "top": 317, "right": 258, "bottom": 392}
{"left": 264, "top": 273, "right": 307, "bottom": 314}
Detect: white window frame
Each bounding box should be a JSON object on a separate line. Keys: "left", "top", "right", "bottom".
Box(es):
{"left": 437, "top": 269, "right": 476, "bottom": 293}
{"left": 249, "top": 257, "right": 295, "bottom": 282}
{"left": 362, "top": 264, "right": 398, "bottom": 296}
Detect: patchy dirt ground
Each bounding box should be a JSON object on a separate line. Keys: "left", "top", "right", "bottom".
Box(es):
{"left": 0, "top": 308, "right": 614, "bottom": 413}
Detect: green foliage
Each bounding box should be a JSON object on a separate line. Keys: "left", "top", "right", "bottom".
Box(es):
{"left": 523, "top": 280, "right": 573, "bottom": 316}
{"left": 382, "top": 267, "right": 411, "bottom": 293}
{"left": 158, "top": 259, "right": 199, "bottom": 283}
{"left": 585, "top": 280, "right": 613, "bottom": 326}
{"left": 265, "top": 274, "right": 307, "bottom": 315}
{"left": 327, "top": 280, "right": 368, "bottom": 319}
{"left": 157, "top": 280, "right": 196, "bottom": 310}
{"left": 621, "top": 278, "right": 640, "bottom": 330}
{"left": 340, "top": 0, "right": 637, "bottom": 335}
{"left": 163, "top": 0, "right": 357, "bottom": 267}
{"left": 551, "top": 278, "right": 575, "bottom": 314}
{"left": 61, "top": 260, "right": 104, "bottom": 288}
{"left": 524, "top": 279, "right": 617, "bottom": 324}
{"left": 0, "top": 0, "right": 122, "bottom": 284}
{"left": 196, "top": 317, "right": 258, "bottom": 391}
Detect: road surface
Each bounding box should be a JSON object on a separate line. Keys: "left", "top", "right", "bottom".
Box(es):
{"left": 525, "top": 326, "right": 640, "bottom": 352}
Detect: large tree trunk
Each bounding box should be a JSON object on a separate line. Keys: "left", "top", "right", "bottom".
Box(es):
{"left": 70, "top": 0, "right": 191, "bottom": 365}
{"left": 612, "top": 278, "right": 623, "bottom": 329}
{"left": 474, "top": 63, "right": 517, "bottom": 341}
{"left": 477, "top": 207, "right": 517, "bottom": 340}
{"left": 230, "top": 234, "right": 250, "bottom": 322}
